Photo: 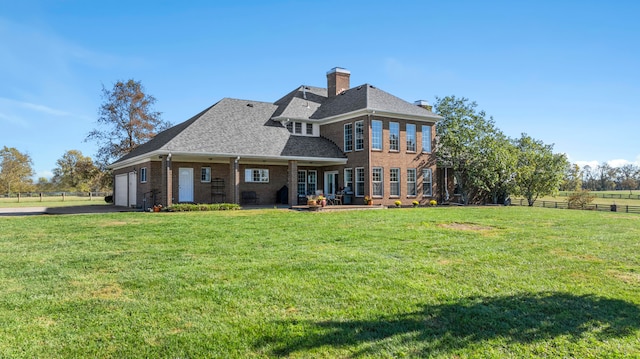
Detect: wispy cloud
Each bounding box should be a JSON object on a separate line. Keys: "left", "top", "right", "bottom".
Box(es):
{"left": 0, "top": 97, "right": 70, "bottom": 117}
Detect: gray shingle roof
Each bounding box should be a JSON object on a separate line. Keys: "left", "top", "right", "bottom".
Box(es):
{"left": 273, "top": 85, "right": 327, "bottom": 120}
{"left": 112, "top": 98, "right": 346, "bottom": 166}
{"left": 112, "top": 82, "right": 440, "bottom": 167}
{"left": 310, "top": 84, "right": 440, "bottom": 119}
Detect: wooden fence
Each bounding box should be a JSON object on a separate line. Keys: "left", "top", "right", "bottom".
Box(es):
{"left": 512, "top": 198, "right": 640, "bottom": 214}
{"left": 0, "top": 192, "right": 111, "bottom": 203}
{"left": 557, "top": 192, "right": 640, "bottom": 200}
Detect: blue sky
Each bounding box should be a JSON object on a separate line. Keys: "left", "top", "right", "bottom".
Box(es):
{"left": 1, "top": 0, "right": 639, "bottom": 179}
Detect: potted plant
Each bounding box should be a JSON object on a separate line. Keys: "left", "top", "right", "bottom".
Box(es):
{"left": 364, "top": 196, "right": 373, "bottom": 205}
{"left": 317, "top": 195, "right": 326, "bottom": 207}
{"left": 412, "top": 200, "right": 419, "bottom": 208}
{"left": 394, "top": 200, "right": 402, "bottom": 207}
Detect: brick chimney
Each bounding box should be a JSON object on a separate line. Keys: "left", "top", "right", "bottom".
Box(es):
{"left": 414, "top": 100, "right": 433, "bottom": 112}
{"left": 327, "top": 67, "right": 350, "bottom": 97}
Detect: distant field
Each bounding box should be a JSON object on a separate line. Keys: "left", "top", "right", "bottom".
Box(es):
{"left": 515, "top": 190, "right": 640, "bottom": 207}
{"left": 0, "top": 195, "right": 109, "bottom": 208}
{"left": 0, "top": 207, "right": 638, "bottom": 357}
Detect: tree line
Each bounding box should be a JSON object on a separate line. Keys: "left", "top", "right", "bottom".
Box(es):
{"left": 0, "top": 79, "right": 169, "bottom": 195}
{"left": 561, "top": 162, "right": 640, "bottom": 193}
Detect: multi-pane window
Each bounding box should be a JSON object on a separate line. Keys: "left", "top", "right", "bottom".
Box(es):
{"left": 371, "top": 120, "right": 382, "bottom": 150}
{"left": 140, "top": 167, "right": 147, "bottom": 183}
{"left": 306, "top": 123, "right": 313, "bottom": 135}
{"left": 389, "top": 122, "right": 399, "bottom": 151}
{"left": 423, "top": 168, "right": 433, "bottom": 196}
{"left": 201, "top": 167, "right": 211, "bottom": 182}
{"left": 286, "top": 122, "right": 293, "bottom": 132}
{"left": 294, "top": 122, "right": 302, "bottom": 134}
{"left": 344, "top": 123, "right": 353, "bottom": 152}
{"left": 372, "top": 167, "right": 383, "bottom": 197}
{"left": 390, "top": 168, "right": 400, "bottom": 197}
{"left": 297, "top": 170, "right": 307, "bottom": 196}
{"left": 308, "top": 170, "right": 317, "bottom": 195}
{"left": 406, "top": 124, "right": 416, "bottom": 152}
{"left": 344, "top": 168, "right": 353, "bottom": 193}
{"left": 245, "top": 169, "right": 269, "bottom": 183}
{"left": 355, "top": 121, "right": 364, "bottom": 151}
{"left": 355, "top": 167, "right": 365, "bottom": 197}
{"left": 422, "top": 125, "right": 432, "bottom": 153}
{"left": 407, "top": 168, "right": 416, "bottom": 196}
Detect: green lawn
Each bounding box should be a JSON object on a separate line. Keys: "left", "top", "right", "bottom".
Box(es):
{"left": 1, "top": 207, "right": 639, "bottom": 358}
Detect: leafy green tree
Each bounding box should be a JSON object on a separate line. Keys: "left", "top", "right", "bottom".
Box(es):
{"left": 35, "top": 177, "right": 55, "bottom": 192}
{"left": 596, "top": 163, "right": 616, "bottom": 191}
{"left": 52, "top": 150, "right": 100, "bottom": 192}
{"left": 512, "top": 134, "right": 568, "bottom": 206}
{"left": 560, "top": 163, "right": 582, "bottom": 191}
{"left": 85, "top": 79, "right": 170, "bottom": 169}
{"left": 434, "top": 96, "right": 515, "bottom": 204}
{"left": 0, "top": 146, "right": 34, "bottom": 194}
{"left": 616, "top": 164, "right": 639, "bottom": 193}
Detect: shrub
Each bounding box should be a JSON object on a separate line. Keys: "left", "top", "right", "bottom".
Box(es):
{"left": 167, "top": 203, "right": 241, "bottom": 212}
{"left": 394, "top": 200, "right": 402, "bottom": 207}
{"left": 567, "top": 190, "right": 595, "bottom": 209}
{"left": 412, "top": 200, "right": 419, "bottom": 207}
{"left": 429, "top": 200, "right": 437, "bottom": 206}
{"left": 104, "top": 195, "right": 113, "bottom": 203}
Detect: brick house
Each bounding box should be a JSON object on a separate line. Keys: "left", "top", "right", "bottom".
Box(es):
{"left": 109, "top": 67, "right": 442, "bottom": 208}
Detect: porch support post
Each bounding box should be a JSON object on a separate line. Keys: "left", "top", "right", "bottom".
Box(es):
{"left": 231, "top": 157, "right": 240, "bottom": 204}
{"left": 288, "top": 160, "right": 298, "bottom": 208}
{"left": 163, "top": 155, "right": 173, "bottom": 207}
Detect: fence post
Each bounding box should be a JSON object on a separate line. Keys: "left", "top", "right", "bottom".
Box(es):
{"left": 89, "top": 192, "right": 92, "bottom": 201}
{"left": 40, "top": 192, "right": 43, "bottom": 202}
{"left": 62, "top": 192, "right": 65, "bottom": 202}
{"left": 17, "top": 193, "right": 20, "bottom": 203}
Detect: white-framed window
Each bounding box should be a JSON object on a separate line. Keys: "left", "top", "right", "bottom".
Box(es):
{"left": 371, "top": 120, "right": 382, "bottom": 150}
{"left": 308, "top": 170, "right": 317, "bottom": 195}
{"left": 390, "top": 168, "right": 400, "bottom": 197}
{"left": 407, "top": 168, "right": 416, "bottom": 196}
{"left": 372, "top": 167, "right": 383, "bottom": 197}
{"left": 355, "top": 167, "right": 365, "bottom": 197}
{"left": 294, "top": 122, "right": 302, "bottom": 134}
{"left": 355, "top": 120, "right": 364, "bottom": 151}
{"left": 286, "top": 122, "right": 293, "bottom": 132}
{"left": 344, "top": 168, "right": 353, "bottom": 193}
{"left": 406, "top": 124, "right": 416, "bottom": 152}
{"left": 140, "top": 167, "right": 147, "bottom": 183}
{"left": 389, "top": 122, "right": 399, "bottom": 151}
{"left": 344, "top": 123, "right": 353, "bottom": 152}
{"left": 306, "top": 123, "right": 313, "bottom": 136}
{"left": 422, "top": 125, "right": 432, "bottom": 153}
{"left": 297, "top": 170, "right": 307, "bottom": 196}
{"left": 245, "top": 169, "right": 269, "bottom": 183}
{"left": 423, "top": 168, "right": 433, "bottom": 196}
{"left": 201, "top": 167, "right": 211, "bottom": 183}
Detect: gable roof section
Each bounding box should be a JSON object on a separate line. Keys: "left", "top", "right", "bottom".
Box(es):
{"left": 111, "top": 98, "right": 346, "bottom": 167}
{"left": 310, "top": 84, "right": 441, "bottom": 121}
{"left": 272, "top": 85, "right": 327, "bottom": 120}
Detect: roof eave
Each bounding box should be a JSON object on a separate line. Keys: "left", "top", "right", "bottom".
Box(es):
{"left": 317, "top": 108, "right": 442, "bottom": 124}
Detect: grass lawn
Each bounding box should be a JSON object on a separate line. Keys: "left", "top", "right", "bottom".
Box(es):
{"left": 0, "top": 207, "right": 639, "bottom": 357}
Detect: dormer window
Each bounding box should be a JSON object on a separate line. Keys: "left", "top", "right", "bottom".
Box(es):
{"left": 284, "top": 121, "right": 317, "bottom": 137}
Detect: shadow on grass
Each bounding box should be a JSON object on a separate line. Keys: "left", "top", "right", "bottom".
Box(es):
{"left": 257, "top": 292, "right": 640, "bottom": 356}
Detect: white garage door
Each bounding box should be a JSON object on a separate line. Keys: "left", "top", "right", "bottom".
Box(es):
{"left": 114, "top": 174, "right": 128, "bottom": 207}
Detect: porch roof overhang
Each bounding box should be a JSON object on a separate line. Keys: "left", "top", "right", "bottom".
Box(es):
{"left": 314, "top": 108, "right": 442, "bottom": 125}
{"left": 109, "top": 150, "right": 347, "bottom": 170}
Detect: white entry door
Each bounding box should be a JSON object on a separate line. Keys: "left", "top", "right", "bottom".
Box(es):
{"left": 178, "top": 167, "right": 194, "bottom": 202}
{"left": 128, "top": 171, "right": 137, "bottom": 207}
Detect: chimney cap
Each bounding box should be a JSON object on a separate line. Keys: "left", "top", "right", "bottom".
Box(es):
{"left": 414, "top": 100, "right": 431, "bottom": 106}
{"left": 327, "top": 67, "right": 351, "bottom": 75}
